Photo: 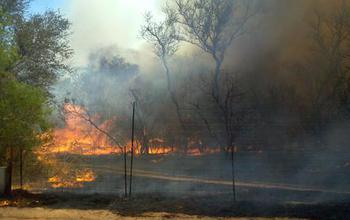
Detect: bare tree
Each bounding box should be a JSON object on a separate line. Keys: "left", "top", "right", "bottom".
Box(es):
{"left": 130, "top": 89, "right": 157, "bottom": 154}
{"left": 168, "top": 0, "right": 257, "bottom": 100}
{"left": 141, "top": 11, "right": 189, "bottom": 151}
{"left": 299, "top": 0, "right": 350, "bottom": 145}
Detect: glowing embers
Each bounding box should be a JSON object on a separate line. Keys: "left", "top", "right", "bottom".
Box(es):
{"left": 187, "top": 147, "right": 222, "bottom": 156}
{"left": 48, "top": 168, "right": 96, "bottom": 188}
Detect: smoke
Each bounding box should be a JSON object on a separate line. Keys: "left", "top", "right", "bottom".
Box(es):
{"left": 66, "top": 0, "right": 162, "bottom": 66}
{"left": 47, "top": 0, "right": 350, "bottom": 203}
{"left": 62, "top": 0, "right": 346, "bottom": 70}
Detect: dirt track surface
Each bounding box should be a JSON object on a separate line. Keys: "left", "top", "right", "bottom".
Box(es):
{"left": 0, "top": 207, "right": 305, "bottom": 220}
{"left": 89, "top": 165, "right": 350, "bottom": 195}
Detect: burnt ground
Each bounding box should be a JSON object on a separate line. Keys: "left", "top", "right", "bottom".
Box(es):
{"left": 0, "top": 189, "right": 349, "bottom": 220}
{"left": 4, "top": 152, "right": 350, "bottom": 219}
{"left": 42, "top": 152, "right": 350, "bottom": 198}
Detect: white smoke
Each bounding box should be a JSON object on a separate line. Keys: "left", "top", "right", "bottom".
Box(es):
{"left": 66, "top": 0, "right": 162, "bottom": 66}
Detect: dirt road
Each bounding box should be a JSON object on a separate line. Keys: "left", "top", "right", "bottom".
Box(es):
{"left": 88, "top": 165, "right": 350, "bottom": 195}
{"left": 0, "top": 207, "right": 306, "bottom": 220}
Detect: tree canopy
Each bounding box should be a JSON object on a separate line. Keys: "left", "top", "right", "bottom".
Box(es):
{"left": 0, "top": 72, "right": 51, "bottom": 159}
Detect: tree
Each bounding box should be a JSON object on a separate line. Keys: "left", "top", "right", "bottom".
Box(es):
{"left": 12, "top": 11, "right": 73, "bottom": 92}
{"left": 0, "top": 0, "right": 67, "bottom": 194}
{"left": 0, "top": 73, "right": 51, "bottom": 195}
{"left": 0, "top": 8, "right": 18, "bottom": 71}
{"left": 130, "top": 87, "right": 158, "bottom": 154}
{"left": 294, "top": 0, "right": 350, "bottom": 147}
{"left": 0, "top": 0, "right": 29, "bottom": 18}
{"left": 167, "top": 0, "right": 257, "bottom": 99}
{"left": 1, "top": 0, "right": 72, "bottom": 93}
{"left": 141, "top": 11, "right": 189, "bottom": 151}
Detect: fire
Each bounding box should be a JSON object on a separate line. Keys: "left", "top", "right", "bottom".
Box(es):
{"left": 187, "top": 147, "right": 222, "bottom": 156}
{"left": 48, "top": 169, "right": 96, "bottom": 188}
{"left": 43, "top": 104, "right": 224, "bottom": 157}
{"left": 46, "top": 104, "right": 176, "bottom": 156}
{"left": 76, "top": 170, "right": 96, "bottom": 182}
{"left": 51, "top": 104, "right": 121, "bottom": 155}
{"left": 35, "top": 104, "right": 229, "bottom": 189}
{"left": 148, "top": 147, "right": 173, "bottom": 154}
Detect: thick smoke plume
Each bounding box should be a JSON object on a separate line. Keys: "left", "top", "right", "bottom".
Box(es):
{"left": 49, "top": 0, "right": 350, "bottom": 202}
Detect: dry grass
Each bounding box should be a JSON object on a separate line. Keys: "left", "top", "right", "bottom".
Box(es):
{"left": 0, "top": 207, "right": 307, "bottom": 220}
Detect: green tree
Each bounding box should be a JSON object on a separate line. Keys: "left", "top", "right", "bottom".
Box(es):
{"left": 2, "top": 0, "right": 72, "bottom": 93}
{"left": 0, "top": 8, "right": 18, "bottom": 71}
{"left": 0, "top": 73, "right": 51, "bottom": 195}
{"left": 13, "top": 11, "right": 73, "bottom": 92}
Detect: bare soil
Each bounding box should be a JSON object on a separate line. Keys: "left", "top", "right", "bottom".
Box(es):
{"left": 0, "top": 207, "right": 306, "bottom": 220}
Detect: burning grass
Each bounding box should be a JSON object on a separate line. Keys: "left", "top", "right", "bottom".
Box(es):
{"left": 48, "top": 168, "right": 96, "bottom": 188}
{"left": 30, "top": 103, "right": 229, "bottom": 189}
{"left": 44, "top": 104, "right": 224, "bottom": 157}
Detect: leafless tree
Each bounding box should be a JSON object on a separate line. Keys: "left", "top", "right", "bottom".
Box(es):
{"left": 130, "top": 89, "right": 157, "bottom": 154}
{"left": 300, "top": 0, "right": 350, "bottom": 144}
{"left": 141, "top": 11, "right": 189, "bottom": 151}
{"left": 168, "top": 0, "right": 258, "bottom": 100}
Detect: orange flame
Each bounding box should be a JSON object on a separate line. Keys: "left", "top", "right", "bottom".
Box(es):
{"left": 48, "top": 169, "right": 96, "bottom": 188}
{"left": 35, "top": 104, "right": 229, "bottom": 189}
{"left": 43, "top": 104, "right": 226, "bottom": 157}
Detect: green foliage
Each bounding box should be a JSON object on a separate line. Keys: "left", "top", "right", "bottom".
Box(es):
{"left": 1, "top": 0, "right": 73, "bottom": 93}
{"left": 0, "top": 0, "right": 29, "bottom": 18}
{"left": 0, "top": 9, "right": 19, "bottom": 71}
{"left": 14, "top": 10, "right": 73, "bottom": 91}
{"left": 0, "top": 73, "right": 51, "bottom": 160}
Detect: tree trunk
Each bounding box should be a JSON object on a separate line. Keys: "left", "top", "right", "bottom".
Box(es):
{"left": 161, "top": 57, "right": 188, "bottom": 153}
{"left": 213, "top": 56, "right": 223, "bottom": 101}
{"left": 20, "top": 149, "right": 23, "bottom": 190}
{"left": 4, "top": 148, "right": 13, "bottom": 196}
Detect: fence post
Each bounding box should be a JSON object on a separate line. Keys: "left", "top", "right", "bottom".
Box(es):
{"left": 129, "top": 102, "right": 136, "bottom": 197}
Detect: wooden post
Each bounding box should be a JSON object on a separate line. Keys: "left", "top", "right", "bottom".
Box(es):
{"left": 124, "top": 145, "right": 127, "bottom": 198}
{"left": 129, "top": 102, "right": 136, "bottom": 197}
{"left": 231, "top": 145, "right": 236, "bottom": 202}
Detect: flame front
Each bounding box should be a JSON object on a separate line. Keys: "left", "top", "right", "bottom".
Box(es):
{"left": 37, "top": 104, "right": 226, "bottom": 189}
{"left": 47, "top": 104, "right": 223, "bottom": 156}
{"left": 51, "top": 104, "right": 121, "bottom": 155}
{"left": 48, "top": 169, "right": 96, "bottom": 188}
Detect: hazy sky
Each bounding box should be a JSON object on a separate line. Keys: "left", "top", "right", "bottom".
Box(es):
{"left": 29, "top": 0, "right": 162, "bottom": 65}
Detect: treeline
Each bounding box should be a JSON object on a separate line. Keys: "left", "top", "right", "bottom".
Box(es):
{"left": 63, "top": 0, "right": 350, "bottom": 155}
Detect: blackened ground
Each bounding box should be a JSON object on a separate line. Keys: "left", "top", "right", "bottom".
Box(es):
{"left": 35, "top": 152, "right": 350, "bottom": 204}
{"left": 0, "top": 190, "right": 349, "bottom": 220}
